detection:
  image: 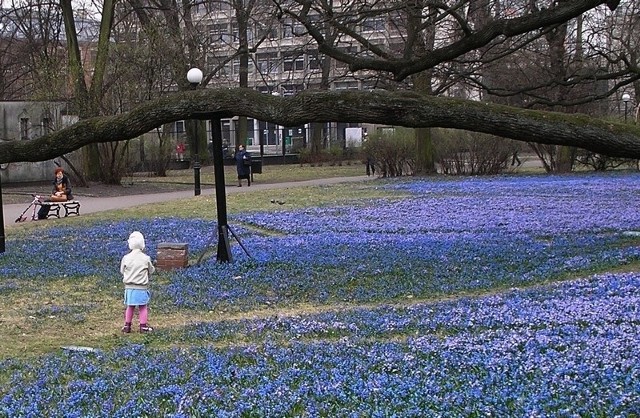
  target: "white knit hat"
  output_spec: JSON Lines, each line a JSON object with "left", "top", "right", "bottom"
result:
{"left": 128, "top": 231, "right": 145, "bottom": 251}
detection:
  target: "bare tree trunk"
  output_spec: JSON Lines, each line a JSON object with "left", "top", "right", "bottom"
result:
{"left": 545, "top": 14, "right": 575, "bottom": 173}
{"left": 61, "top": 0, "right": 118, "bottom": 182}
{"left": 409, "top": 1, "right": 437, "bottom": 174}
{"left": 234, "top": 0, "right": 253, "bottom": 150}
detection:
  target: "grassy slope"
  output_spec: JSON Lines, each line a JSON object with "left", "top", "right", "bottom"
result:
{"left": 0, "top": 164, "right": 393, "bottom": 358}
{"left": 4, "top": 163, "right": 591, "bottom": 359}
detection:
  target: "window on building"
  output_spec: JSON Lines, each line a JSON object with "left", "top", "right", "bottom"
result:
{"left": 42, "top": 117, "right": 51, "bottom": 136}
{"left": 176, "top": 121, "right": 185, "bottom": 134}
{"left": 233, "top": 58, "right": 240, "bottom": 75}
{"left": 247, "top": 118, "right": 255, "bottom": 145}
{"left": 231, "top": 22, "right": 239, "bottom": 43}
{"left": 362, "top": 80, "right": 378, "bottom": 91}
{"left": 221, "top": 120, "right": 231, "bottom": 143}
{"left": 293, "top": 21, "right": 305, "bottom": 35}
{"left": 362, "top": 17, "right": 385, "bottom": 32}
{"left": 282, "top": 84, "right": 303, "bottom": 97}
{"left": 334, "top": 81, "right": 359, "bottom": 90}
{"left": 218, "top": 63, "right": 229, "bottom": 77}
{"left": 246, "top": 25, "right": 254, "bottom": 44}
{"left": 258, "top": 120, "right": 278, "bottom": 145}
{"left": 20, "top": 118, "right": 29, "bottom": 140}
{"left": 307, "top": 49, "right": 321, "bottom": 70}
{"left": 209, "top": 22, "right": 230, "bottom": 44}
{"left": 282, "top": 18, "right": 305, "bottom": 38}
{"left": 206, "top": 0, "right": 229, "bottom": 14}
{"left": 282, "top": 18, "right": 293, "bottom": 38}
{"left": 283, "top": 53, "right": 304, "bottom": 72}
{"left": 256, "top": 52, "right": 279, "bottom": 75}
{"left": 193, "top": 1, "right": 205, "bottom": 14}
{"left": 257, "top": 22, "right": 278, "bottom": 40}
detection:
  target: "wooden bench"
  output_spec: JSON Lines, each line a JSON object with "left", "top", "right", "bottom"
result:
{"left": 38, "top": 200, "right": 81, "bottom": 219}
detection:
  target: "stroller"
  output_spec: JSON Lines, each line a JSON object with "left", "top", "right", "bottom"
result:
{"left": 15, "top": 194, "right": 44, "bottom": 222}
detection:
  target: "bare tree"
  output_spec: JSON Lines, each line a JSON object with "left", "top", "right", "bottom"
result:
{"left": 0, "top": 1, "right": 69, "bottom": 101}
{"left": 274, "top": 0, "right": 637, "bottom": 172}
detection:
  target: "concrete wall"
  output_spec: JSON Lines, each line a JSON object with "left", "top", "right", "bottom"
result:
{"left": 0, "top": 101, "right": 71, "bottom": 184}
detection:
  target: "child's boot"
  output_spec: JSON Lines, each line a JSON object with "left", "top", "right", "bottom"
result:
{"left": 121, "top": 322, "right": 132, "bottom": 333}
{"left": 139, "top": 324, "right": 154, "bottom": 333}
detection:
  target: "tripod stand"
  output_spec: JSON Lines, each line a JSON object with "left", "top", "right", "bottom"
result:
{"left": 196, "top": 224, "right": 252, "bottom": 265}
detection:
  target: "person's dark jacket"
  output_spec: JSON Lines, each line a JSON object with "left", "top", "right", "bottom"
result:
{"left": 53, "top": 174, "right": 73, "bottom": 200}
{"left": 235, "top": 150, "right": 251, "bottom": 178}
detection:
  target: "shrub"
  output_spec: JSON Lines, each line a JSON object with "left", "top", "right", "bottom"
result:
{"left": 432, "top": 129, "right": 513, "bottom": 175}
{"left": 363, "top": 127, "right": 416, "bottom": 177}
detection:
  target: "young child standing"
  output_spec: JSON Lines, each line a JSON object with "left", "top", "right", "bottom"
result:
{"left": 120, "top": 231, "right": 156, "bottom": 333}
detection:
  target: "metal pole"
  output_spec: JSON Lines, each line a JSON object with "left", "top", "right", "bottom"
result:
{"left": 259, "top": 124, "right": 264, "bottom": 158}
{"left": 191, "top": 82, "right": 201, "bottom": 196}
{"left": 281, "top": 126, "right": 286, "bottom": 165}
{"left": 0, "top": 176, "right": 5, "bottom": 253}
{"left": 187, "top": 68, "right": 203, "bottom": 196}
{"left": 193, "top": 119, "right": 201, "bottom": 196}
{"left": 211, "top": 117, "right": 232, "bottom": 262}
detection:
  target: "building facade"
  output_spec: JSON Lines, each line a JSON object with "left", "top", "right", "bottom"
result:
{"left": 176, "top": 2, "right": 403, "bottom": 155}
{"left": 0, "top": 101, "right": 74, "bottom": 182}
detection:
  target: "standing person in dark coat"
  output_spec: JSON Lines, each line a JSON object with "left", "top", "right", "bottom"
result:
{"left": 234, "top": 144, "right": 251, "bottom": 187}
{"left": 366, "top": 156, "right": 376, "bottom": 176}
{"left": 511, "top": 150, "right": 521, "bottom": 167}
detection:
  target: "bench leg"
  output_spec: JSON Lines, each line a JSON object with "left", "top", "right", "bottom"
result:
{"left": 63, "top": 203, "right": 81, "bottom": 217}
{"left": 47, "top": 205, "right": 61, "bottom": 219}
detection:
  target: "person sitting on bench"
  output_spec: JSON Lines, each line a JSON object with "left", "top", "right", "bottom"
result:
{"left": 38, "top": 167, "right": 74, "bottom": 219}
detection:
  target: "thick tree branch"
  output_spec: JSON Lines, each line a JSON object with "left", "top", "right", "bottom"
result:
{"left": 1, "top": 88, "right": 639, "bottom": 163}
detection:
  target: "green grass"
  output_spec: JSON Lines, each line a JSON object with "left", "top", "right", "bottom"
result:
{"left": 0, "top": 170, "right": 404, "bottom": 359}
{"left": 75, "top": 176, "right": 400, "bottom": 224}
{"left": 5, "top": 163, "right": 379, "bottom": 232}
{"left": 124, "top": 162, "right": 367, "bottom": 187}
{"left": 62, "top": 183, "right": 400, "bottom": 226}
{"left": 2, "top": 163, "right": 547, "bottom": 359}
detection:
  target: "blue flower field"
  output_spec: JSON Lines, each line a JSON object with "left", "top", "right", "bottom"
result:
{"left": 1, "top": 172, "right": 640, "bottom": 416}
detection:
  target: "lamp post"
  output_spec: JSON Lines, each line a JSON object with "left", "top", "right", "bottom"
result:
{"left": 271, "top": 91, "right": 286, "bottom": 163}
{"left": 187, "top": 67, "right": 203, "bottom": 196}
{"left": 622, "top": 92, "right": 631, "bottom": 123}
{"left": 0, "top": 176, "right": 5, "bottom": 253}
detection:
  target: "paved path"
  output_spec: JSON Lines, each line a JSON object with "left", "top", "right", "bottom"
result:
{"left": 2, "top": 176, "right": 373, "bottom": 228}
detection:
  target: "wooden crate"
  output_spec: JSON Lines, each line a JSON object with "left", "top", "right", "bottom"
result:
{"left": 156, "top": 242, "right": 188, "bottom": 270}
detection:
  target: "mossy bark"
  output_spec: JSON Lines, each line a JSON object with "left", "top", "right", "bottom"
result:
{"left": 2, "top": 89, "right": 640, "bottom": 164}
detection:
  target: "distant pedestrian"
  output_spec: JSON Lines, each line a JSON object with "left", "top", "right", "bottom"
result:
{"left": 175, "top": 141, "right": 186, "bottom": 161}
{"left": 366, "top": 157, "right": 376, "bottom": 176}
{"left": 511, "top": 151, "right": 521, "bottom": 167}
{"left": 120, "top": 231, "right": 156, "bottom": 333}
{"left": 235, "top": 144, "right": 252, "bottom": 187}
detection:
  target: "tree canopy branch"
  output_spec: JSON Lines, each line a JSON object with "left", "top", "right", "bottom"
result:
{"left": 1, "top": 88, "right": 639, "bottom": 163}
